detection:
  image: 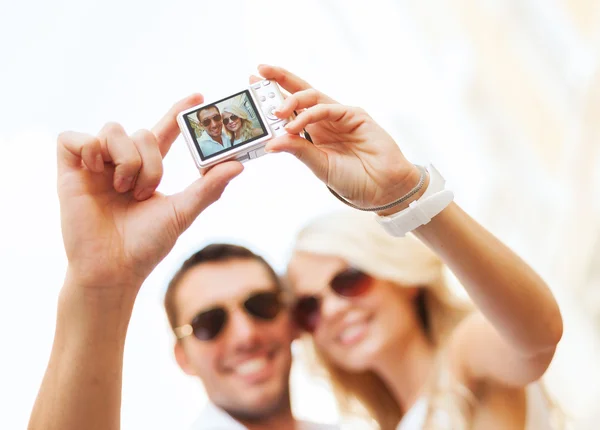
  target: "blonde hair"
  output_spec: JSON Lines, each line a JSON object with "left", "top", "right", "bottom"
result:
{"left": 222, "top": 105, "right": 257, "bottom": 143}
{"left": 292, "top": 210, "right": 563, "bottom": 430}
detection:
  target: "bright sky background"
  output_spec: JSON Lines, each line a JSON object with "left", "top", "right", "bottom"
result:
{"left": 1, "top": 1, "right": 599, "bottom": 429}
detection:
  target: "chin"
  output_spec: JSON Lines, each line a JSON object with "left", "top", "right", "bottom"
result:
{"left": 337, "top": 354, "right": 374, "bottom": 373}
{"left": 232, "top": 384, "right": 288, "bottom": 419}
{"left": 330, "top": 340, "right": 383, "bottom": 373}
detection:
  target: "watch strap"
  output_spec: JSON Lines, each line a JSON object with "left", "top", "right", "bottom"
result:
{"left": 377, "top": 164, "right": 453, "bottom": 237}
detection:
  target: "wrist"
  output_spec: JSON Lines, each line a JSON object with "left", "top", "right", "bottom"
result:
{"left": 376, "top": 167, "right": 430, "bottom": 217}
{"left": 376, "top": 164, "right": 454, "bottom": 237}
{"left": 58, "top": 279, "right": 137, "bottom": 342}
{"left": 63, "top": 267, "right": 141, "bottom": 310}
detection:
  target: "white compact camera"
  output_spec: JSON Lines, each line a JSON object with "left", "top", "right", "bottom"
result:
{"left": 177, "top": 79, "right": 293, "bottom": 170}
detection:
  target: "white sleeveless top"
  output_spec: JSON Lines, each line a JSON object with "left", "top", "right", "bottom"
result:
{"left": 397, "top": 383, "right": 555, "bottom": 430}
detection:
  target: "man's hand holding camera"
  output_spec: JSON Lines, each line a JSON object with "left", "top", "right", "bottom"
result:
{"left": 57, "top": 94, "right": 243, "bottom": 296}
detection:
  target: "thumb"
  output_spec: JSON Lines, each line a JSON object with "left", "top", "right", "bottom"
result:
{"left": 265, "top": 135, "right": 329, "bottom": 182}
{"left": 168, "top": 161, "right": 244, "bottom": 234}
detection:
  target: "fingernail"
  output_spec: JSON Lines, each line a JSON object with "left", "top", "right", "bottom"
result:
{"left": 95, "top": 154, "right": 104, "bottom": 172}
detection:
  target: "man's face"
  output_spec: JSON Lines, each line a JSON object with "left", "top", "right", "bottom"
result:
{"left": 173, "top": 259, "right": 294, "bottom": 419}
{"left": 199, "top": 107, "right": 223, "bottom": 139}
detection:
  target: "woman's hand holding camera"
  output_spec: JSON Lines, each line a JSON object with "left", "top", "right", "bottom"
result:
{"left": 257, "top": 65, "right": 424, "bottom": 213}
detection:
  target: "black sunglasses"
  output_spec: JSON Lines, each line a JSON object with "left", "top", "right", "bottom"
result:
{"left": 222, "top": 115, "right": 240, "bottom": 125}
{"left": 174, "top": 291, "right": 283, "bottom": 341}
{"left": 200, "top": 114, "right": 222, "bottom": 127}
{"left": 293, "top": 267, "right": 373, "bottom": 333}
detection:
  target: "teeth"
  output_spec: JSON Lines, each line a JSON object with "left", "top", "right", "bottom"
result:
{"left": 236, "top": 358, "right": 268, "bottom": 376}
{"left": 339, "top": 324, "right": 367, "bottom": 344}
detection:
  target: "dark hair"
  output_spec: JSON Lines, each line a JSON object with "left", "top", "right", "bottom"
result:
{"left": 196, "top": 105, "right": 220, "bottom": 122}
{"left": 164, "top": 243, "right": 281, "bottom": 331}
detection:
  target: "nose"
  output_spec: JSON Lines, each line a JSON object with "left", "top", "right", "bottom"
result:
{"left": 225, "top": 308, "right": 262, "bottom": 350}
{"left": 319, "top": 290, "right": 351, "bottom": 322}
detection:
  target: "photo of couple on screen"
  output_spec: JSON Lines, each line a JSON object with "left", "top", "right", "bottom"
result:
{"left": 186, "top": 92, "right": 267, "bottom": 159}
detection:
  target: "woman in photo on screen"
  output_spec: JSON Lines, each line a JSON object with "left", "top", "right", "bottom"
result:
{"left": 222, "top": 104, "right": 263, "bottom": 145}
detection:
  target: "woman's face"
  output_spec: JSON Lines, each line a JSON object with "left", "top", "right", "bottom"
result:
{"left": 223, "top": 112, "right": 242, "bottom": 133}
{"left": 288, "top": 251, "right": 420, "bottom": 372}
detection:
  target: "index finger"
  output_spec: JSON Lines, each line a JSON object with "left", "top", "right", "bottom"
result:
{"left": 152, "top": 93, "right": 204, "bottom": 157}
{"left": 258, "top": 65, "right": 337, "bottom": 104}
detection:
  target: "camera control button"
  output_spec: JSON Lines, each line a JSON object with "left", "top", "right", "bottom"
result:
{"left": 260, "top": 96, "right": 266, "bottom": 102}
{"left": 263, "top": 80, "right": 271, "bottom": 86}
{"left": 252, "top": 83, "right": 261, "bottom": 90}
{"left": 268, "top": 92, "right": 275, "bottom": 98}
{"left": 266, "top": 106, "right": 278, "bottom": 121}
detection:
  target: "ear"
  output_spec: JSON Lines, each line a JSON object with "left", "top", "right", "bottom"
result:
{"left": 174, "top": 342, "right": 196, "bottom": 376}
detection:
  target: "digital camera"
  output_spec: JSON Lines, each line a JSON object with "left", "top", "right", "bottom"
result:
{"left": 177, "top": 79, "right": 293, "bottom": 170}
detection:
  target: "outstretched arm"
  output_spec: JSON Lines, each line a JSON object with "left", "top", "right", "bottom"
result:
{"left": 28, "top": 95, "right": 243, "bottom": 430}
{"left": 415, "top": 202, "right": 562, "bottom": 387}
{"left": 257, "top": 64, "right": 562, "bottom": 389}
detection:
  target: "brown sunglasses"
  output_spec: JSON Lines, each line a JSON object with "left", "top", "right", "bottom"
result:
{"left": 222, "top": 115, "right": 240, "bottom": 125}
{"left": 174, "top": 290, "right": 283, "bottom": 341}
{"left": 200, "top": 114, "right": 222, "bottom": 127}
{"left": 293, "top": 267, "right": 373, "bottom": 333}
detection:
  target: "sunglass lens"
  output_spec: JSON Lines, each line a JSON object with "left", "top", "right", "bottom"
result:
{"left": 191, "top": 308, "right": 227, "bottom": 340}
{"left": 244, "top": 291, "right": 282, "bottom": 320}
{"left": 294, "top": 296, "right": 320, "bottom": 332}
{"left": 201, "top": 115, "right": 221, "bottom": 127}
{"left": 331, "top": 268, "right": 372, "bottom": 297}
{"left": 223, "top": 115, "right": 239, "bottom": 126}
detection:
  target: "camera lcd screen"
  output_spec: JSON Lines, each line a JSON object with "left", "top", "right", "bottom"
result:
{"left": 183, "top": 90, "right": 268, "bottom": 160}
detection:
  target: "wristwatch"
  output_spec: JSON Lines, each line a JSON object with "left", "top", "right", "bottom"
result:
{"left": 376, "top": 164, "right": 454, "bottom": 237}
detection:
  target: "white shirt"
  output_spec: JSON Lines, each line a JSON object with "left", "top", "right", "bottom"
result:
{"left": 396, "top": 383, "right": 555, "bottom": 430}
{"left": 190, "top": 402, "right": 339, "bottom": 430}
{"left": 198, "top": 129, "right": 232, "bottom": 158}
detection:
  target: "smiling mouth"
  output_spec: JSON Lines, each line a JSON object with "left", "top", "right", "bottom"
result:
{"left": 336, "top": 317, "right": 371, "bottom": 346}
{"left": 227, "top": 348, "right": 278, "bottom": 384}
{"left": 236, "top": 357, "right": 268, "bottom": 376}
